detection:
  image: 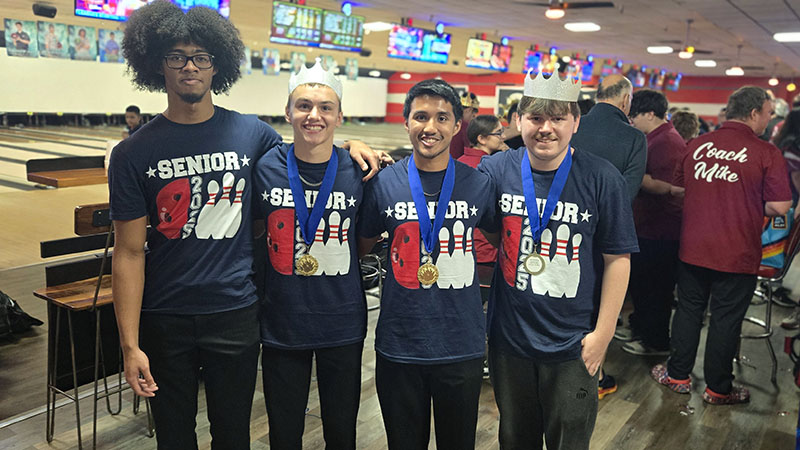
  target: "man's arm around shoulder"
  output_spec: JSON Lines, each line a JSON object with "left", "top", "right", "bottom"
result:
{"left": 112, "top": 217, "right": 158, "bottom": 397}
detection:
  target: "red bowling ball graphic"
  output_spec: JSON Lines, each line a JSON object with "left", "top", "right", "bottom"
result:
{"left": 501, "top": 216, "right": 523, "bottom": 286}
{"left": 155, "top": 178, "right": 190, "bottom": 239}
{"left": 268, "top": 209, "right": 295, "bottom": 275}
{"left": 391, "top": 222, "right": 421, "bottom": 289}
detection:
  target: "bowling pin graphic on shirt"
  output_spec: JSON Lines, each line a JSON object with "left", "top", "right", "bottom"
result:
{"left": 196, "top": 172, "right": 246, "bottom": 240}
{"left": 523, "top": 224, "right": 582, "bottom": 298}
{"left": 306, "top": 211, "right": 352, "bottom": 276}
{"left": 435, "top": 220, "right": 475, "bottom": 289}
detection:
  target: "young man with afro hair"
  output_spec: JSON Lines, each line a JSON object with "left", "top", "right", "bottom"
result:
{"left": 108, "top": 2, "right": 380, "bottom": 448}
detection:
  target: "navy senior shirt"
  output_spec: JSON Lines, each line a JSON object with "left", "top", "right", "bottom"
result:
{"left": 359, "top": 157, "right": 498, "bottom": 364}
{"left": 478, "top": 147, "right": 638, "bottom": 362}
{"left": 253, "top": 144, "right": 367, "bottom": 349}
{"left": 109, "top": 107, "right": 282, "bottom": 314}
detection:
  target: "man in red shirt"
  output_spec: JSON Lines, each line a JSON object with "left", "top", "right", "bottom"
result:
{"left": 652, "top": 86, "right": 791, "bottom": 405}
{"left": 624, "top": 89, "right": 687, "bottom": 356}
{"left": 458, "top": 114, "right": 508, "bottom": 264}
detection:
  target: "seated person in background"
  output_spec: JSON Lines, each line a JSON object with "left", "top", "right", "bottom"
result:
{"left": 671, "top": 110, "right": 700, "bottom": 142}
{"left": 122, "top": 105, "right": 143, "bottom": 138}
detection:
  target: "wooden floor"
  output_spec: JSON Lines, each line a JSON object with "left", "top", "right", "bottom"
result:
{"left": 1, "top": 125, "right": 798, "bottom": 449}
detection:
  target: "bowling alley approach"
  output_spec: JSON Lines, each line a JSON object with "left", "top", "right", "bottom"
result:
{"left": 2, "top": 1, "right": 800, "bottom": 449}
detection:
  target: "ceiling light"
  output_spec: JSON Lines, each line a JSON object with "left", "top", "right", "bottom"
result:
{"left": 400, "top": 73, "right": 412, "bottom": 80}
{"left": 769, "top": 76, "right": 779, "bottom": 86}
{"left": 678, "top": 51, "right": 693, "bottom": 59}
{"left": 279, "top": 62, "right": 291, "bottom": 69}
{"left": 363, "top": 22, "right": 393, "bottom": 33}
{"left": 368, "top": 70, "right": 381, "bottom": 78}
{"left": 545, "top": 8, "right": 565, "bottom": 20}
{"left": 694, "top": 59, "right": 716, "bottom": 68}
{"left": 774, "top": 32, "right": 800, "bottom": 42}
{"left": 562, "top": 56, "right": 571, "bottom": 63}
{"left": 725, "top": 66, "right": 744, "bottom": 76}
{"left": 647, "top": 46, "right": 673, "bottom": 54}
{"left": 341, "top": 2, "right": 352, "bottom": 16}
{"left": 564, "top": 22, "right": 600, "bottom": 32}
{"left": 788, "top": 82, "right": 797, "bottom": 92}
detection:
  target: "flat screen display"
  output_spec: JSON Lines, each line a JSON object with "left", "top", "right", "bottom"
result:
{"left": 465, "top": 38, "right": 511, "bottom": 72}
{"left": 319, "top": 10, "right": 364, "bottom": 52}
{"left": 649, "top": 70, "right": 666, "bottom": 89}
{"left": 387, "top": 24, "right": 450, "bottom": 64}
{"left": 75, "top": 0, "right": 230, "bottom": 21}
{"left": 270, "top": 1, "right": 322, "bottom": 47}
{"left": 626, "top": 67, "right": 647, "bottom": 88}
{"left": 580, "top": 59, "right": 594, "bottom": 81}
{"left": 523, "top": 50, "right": 541, "bottom": 73}
{"left": 665, "top": 73, "right": 681, "bottom": 91}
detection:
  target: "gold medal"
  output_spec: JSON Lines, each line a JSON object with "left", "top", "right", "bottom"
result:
{"left": 296, "top": 253, "right": 319, "bottom": 276}
{"left": 523, "top": 252, "right": 546, "bottom": 276}
{"left": 417, "top": 262, "right": 439, "bottom": 285}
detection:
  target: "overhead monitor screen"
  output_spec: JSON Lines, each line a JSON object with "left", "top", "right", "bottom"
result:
{"left": 387, "top": 24, "right": 450, "bottom": 64}
{"left": 270, "top": 1, "right": 323, "bottom": 47}
{"left": 465, "top": 38, "right": 511, "bottom": 72}
{"left": 75, "top": 0, "right": 230, "bottom": 21}
{"left": 319, "top": 10, "right": 364, "bottom": 52}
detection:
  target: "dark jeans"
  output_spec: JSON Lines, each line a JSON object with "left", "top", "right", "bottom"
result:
{"left": 629, "top": 238, "right": 679, "bottom": 350}
{"left": 261, "top": 341, "right": 364, "bottom": 450}
{"left": 139, "top": 302, "right": 261, "bottom": 450}
{"left": 668, "top": 262, "right": 757, "bottom": 394}
{"left": 375, "top": 355, "right": 483, "bottom": 450}
{"left": 489, "top": 349, "right": 598, "bottom": 450}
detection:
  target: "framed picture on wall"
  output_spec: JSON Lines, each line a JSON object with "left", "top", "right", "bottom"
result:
{"left": 290, "top": 51, "right": 307, "bottom": 75}
{"left": 98, "top": 29, "right": 124, "bottom": 63}
{"left": 263, "top": 48, "right": 280, "bottom": 75}
{"left": 37, "top": 22, "right": 67, "bottom": 58}
{"left": 495, "top": 86, "right": 525, "bottom": 121}
{"left": 5, "top": 18, "right": 37, "bottom": 57}
{"left": 345, "top": 57, "right": 358, "bottom": 80}
{"left": 67, "top": 25, "right": 97, "bottom": 61}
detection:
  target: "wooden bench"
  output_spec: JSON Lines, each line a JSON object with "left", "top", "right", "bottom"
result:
{"left": 33, "top": 202, "right": 152, "bottom": 449}
{"left": 26, "top": 156, "right": 107, "bottom": 188}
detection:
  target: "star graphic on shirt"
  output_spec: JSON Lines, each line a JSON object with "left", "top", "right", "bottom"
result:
{"left": 146, "top": 167, "right": 156, "bottom": 178}
{"left": 347, "top": 196, "right": 357, "bottom": 207}
{"left": 470, "top": 205, "right": 478, "bottom": 216}
{"left": 580, "top": 209, "right": 592, "bottom": 222}
{"left": 240, "top": 154, "right": 250, "bottom": 166}
{"left": 262, "top": 190, "right": 269, "bottom": 201}
{"left": 384, "top": 206, "right": 394, "bottom": 218}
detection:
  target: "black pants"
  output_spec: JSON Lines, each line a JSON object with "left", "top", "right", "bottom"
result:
{"left": 489, "top": 349, "right": 598, "bottom": 450}
{"left": 629, "top": 238, "right": 679, "bottom": 350}
{"left": 667, "top": 262, "right": 757, "bottom": 394}
{"left": 375, "top": 355, "right": 483, "bottom": 450}
{"left": 139, "top": 302, "right": 261, "bottom": 450}
{"left": 261, "top": 341, "right": 364, "bottom": 450}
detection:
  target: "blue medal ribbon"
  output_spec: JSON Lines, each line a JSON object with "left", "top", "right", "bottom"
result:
{"left": 407, "top": 154, "right": 456, "bottom": 255}
{"left": 520, "top": 148, "right": 572, "bottom": 244}
{"left": 287, "top": 144, "right": 339, "bottom": 246}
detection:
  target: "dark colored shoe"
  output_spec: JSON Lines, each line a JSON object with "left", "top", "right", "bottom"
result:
{"left": 598, "top": 373, "right": 617, "bottom": 399}
{"left": 650, "top": 363, "right": 691, "bottom": 394}
{"left": 702, "top": 386, "right": 750, "bottom": 405}
{"left": 772, "top": 287, "right": 797, "bottom": 308}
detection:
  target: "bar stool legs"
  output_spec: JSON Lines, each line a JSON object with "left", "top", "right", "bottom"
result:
{"left": 742, "top": 282, "right": 778, "bottom": 383}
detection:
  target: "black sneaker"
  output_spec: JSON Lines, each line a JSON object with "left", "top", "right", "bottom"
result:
{"left": 598, "top": 374, "right": 617, "bottom": 399}
{"left": 772, "top": 287, "right": 797, "bottom": 308}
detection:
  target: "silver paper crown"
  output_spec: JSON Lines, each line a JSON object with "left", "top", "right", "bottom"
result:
{"left": 288, "top": 57, "right": 343, "bottom": 100}
{"left": 523, "top": 69, "right": 581, "bottom": 102}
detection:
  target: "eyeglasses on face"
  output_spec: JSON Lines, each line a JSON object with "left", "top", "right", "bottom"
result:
{"left": 163, "top": 53, "right": 215, "bottom": 70}
{"left": 486, "top": 130, "right": 505, "bottom": 137}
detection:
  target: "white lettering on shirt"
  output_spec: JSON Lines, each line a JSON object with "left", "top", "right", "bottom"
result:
{"left": 268, "top": 187, "right": 349, "bottom": 210}
{"left": 690, "top": 141, "right": 747, "bottom": 184}
{"left": 157, "top": 151, "right": 242, "bottom": 179}
{"left": 498, "top": 193, "right": 580, "bottom": 225}
{"left": 386, "top": 200, "right": 473, "bottom": 220}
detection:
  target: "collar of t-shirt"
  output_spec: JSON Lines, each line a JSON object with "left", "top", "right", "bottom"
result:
{"left": 647, "top": 121, "right": 674, "bottom": 142}
{"left": 719, "top": 120, "right": 757, "bottom": 136}
{"left": 295, "top": 155, "right": 331, "bottom": 185}
{"left": 410, "top": 160, "right": 447, "bottom": 200}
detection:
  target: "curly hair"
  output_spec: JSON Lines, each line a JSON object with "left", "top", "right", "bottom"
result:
{"left": 122, "top": 1, "right": 244, "bottom": 95}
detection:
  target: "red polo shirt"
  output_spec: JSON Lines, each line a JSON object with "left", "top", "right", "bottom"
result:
{"left": 674, "top": 121, "right": 791, "bottom": 274}
{"left": 457, "top": 147, "right": 498, "bottom": 264}
{"left": 633, "top": 122, "right": 687, "bottom": 240}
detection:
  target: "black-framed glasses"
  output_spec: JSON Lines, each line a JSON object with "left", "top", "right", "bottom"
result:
{"left": 487, "top": 130, "right": 505, "bottom": 137}
{"left": 163, "top": 53, "right": 215, "bottom": 70}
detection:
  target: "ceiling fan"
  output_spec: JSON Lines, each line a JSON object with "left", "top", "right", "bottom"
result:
{"left": 513, "top": 0, "right": 615, "bottom": 19}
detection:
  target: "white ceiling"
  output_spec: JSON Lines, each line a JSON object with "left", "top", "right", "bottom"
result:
{"left": 356, "top": 0, "right": 800, "bottom": 76}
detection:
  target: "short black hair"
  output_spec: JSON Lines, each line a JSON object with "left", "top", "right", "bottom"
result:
{"left": 403, "top": 78, "right": 463, "bottom": 122}
{"left": 506, "top": 101, "right": 518, "bottom": 124}
{"left": 467, "top": 115, "right": 501, "bottom": 146}
{"left": 126, "top": 105, "right": 141, "bottom": 115}
{"left": 726, "top": 86, "right": 770, "bottom": 121}
{"left": 15, "top": 21, "right": 22, "bottom": 26}
{"left": 122, "top": 1, "right": 244, "bottom": 95}
{"left": 578, "top": 98, "right": 595, "bottom": 116}
{"left": 630, "top": 89, "right": 669, "bottom": 119}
